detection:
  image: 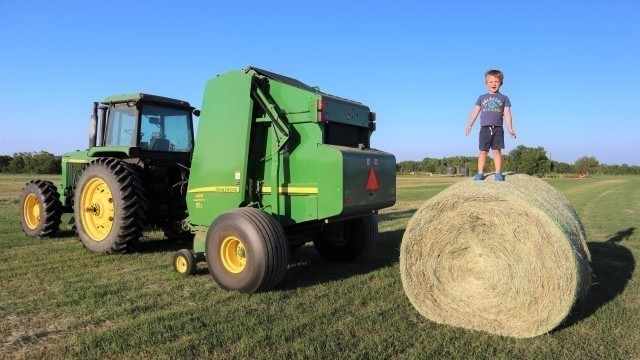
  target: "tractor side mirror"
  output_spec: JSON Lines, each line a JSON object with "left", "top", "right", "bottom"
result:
{"left": 149, "top": 117, "right": 161, "bottom": 125}
{"left": 193, "top": 109, "right": 201, "bottom": 117}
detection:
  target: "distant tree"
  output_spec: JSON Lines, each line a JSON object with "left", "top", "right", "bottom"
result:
{"left": 603, "top": 164, "right": 621, "bottom": 175}
{"left": 397, "top": 161, "right": 420, "bottom": 173}
{"left": 421, "top": 157, "right": 441, "bottom": 173}
{"left": 551, "top": 161, "right": 573, "bottom": 174}
{"left": 618, "top": 164, "right": 638, "bottom": 175}
{"left": 507, "top": 145, "right": 550, "bottom": 176}
{"left": 7, "top": 154, "right": 26, "bottom": 173}
{"left": 5, "top": 151, "right": 61, "bottom": 174}
{"left": 0, "top": 155, "right": 11, "bottom": 173}
{"left": 575, "top": 156, "right": 599, "bottom": 176}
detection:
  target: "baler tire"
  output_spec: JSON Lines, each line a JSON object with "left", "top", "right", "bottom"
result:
{"left": 314, "top": 214, "right": 379, "bottom": 262}
{"left": 173, "top": 249, "right": 196, "bottom": 276}
{"left": 19, "top": 180, "right": 63, "bottom": 237}
{"left": 74, "top": 158, "right": 146, "bottom": 254}
{"left": 205, "top": 207, "right": 289, "bottom": 294}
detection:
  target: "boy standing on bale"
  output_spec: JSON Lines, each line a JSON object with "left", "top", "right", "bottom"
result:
{"left": 465, "top": 69, "right": 516, "bottom": 181}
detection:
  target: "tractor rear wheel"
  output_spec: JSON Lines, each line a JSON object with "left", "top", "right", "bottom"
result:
{"left": 19, "top": 180, "right": 62, "bottom": 237}
{"left": 205, "top": 207, "right": 289, "bottom": 294}
{"left": 314, "top": 214, "right": 378, "bottom": 262}
{"left": 74, "top": 158, "right": 146, "bottom": 254}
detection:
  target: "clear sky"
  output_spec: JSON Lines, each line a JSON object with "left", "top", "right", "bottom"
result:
{"left": 1, "top": 1, "right": 638, "bottom": 165}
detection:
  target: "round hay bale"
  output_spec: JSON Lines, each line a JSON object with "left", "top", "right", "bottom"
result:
{"left": 400, "top": 174, "right": 591, "bottom": 338}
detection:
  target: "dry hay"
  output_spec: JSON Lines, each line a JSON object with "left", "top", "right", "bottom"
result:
{"left": 400, "top": 174, "right": 591, "bottom": 338}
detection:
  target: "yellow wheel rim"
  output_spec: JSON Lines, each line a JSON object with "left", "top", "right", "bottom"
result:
{"left": 23, "top": 194, "right": 41, "bottom": 229}
{"left": 221, "top": 236, "right": 247, "bottom": 273}
{"left": 80, "top": 177, "right": 115, "bottom": 241}
{"left": 176, "top": 256, "right": 188, "bottom": 273}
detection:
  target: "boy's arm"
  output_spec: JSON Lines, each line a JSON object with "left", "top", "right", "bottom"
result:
{"left": 465, "top": 105, "right": 481, "bottom": 136}
{"left": 504, "top": 107, "right": 516, "bottom": 138}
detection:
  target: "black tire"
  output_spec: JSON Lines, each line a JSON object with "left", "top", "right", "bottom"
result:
{"left": 205, "top": 207, "right": 289, "bottom": 294}
{"left": 74, "top": 158, "right": 146, "bottom": 254}
{"left": 19, "top": 180, "right": 62, "bottom": 237}
{"left": 173, "top": 249, "right": 196, "bottom": 276}
{"left": 314, "top": 214, "right": 378, "bottom": 262}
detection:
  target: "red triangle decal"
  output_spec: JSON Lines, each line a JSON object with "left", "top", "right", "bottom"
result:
{"left": 366, "top": 167, "right": 379, "bottom": 192}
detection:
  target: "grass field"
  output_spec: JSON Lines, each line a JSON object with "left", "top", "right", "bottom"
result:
{"left": 1, "top": 174, "right": 639, "bottom": 359}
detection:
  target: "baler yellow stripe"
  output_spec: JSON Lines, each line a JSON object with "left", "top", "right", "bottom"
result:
{"left": 188, "top": 186, "right": 240, "bottom": 193}
{"left": 261, "top": 186, "right": 318, "bottom": 195}
{"left": 188, "top": 186, "right": 318, "bottom": 195}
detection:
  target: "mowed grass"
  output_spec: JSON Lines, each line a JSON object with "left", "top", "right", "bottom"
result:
{"left": 1, "top": 174, "right": 639, "bottom": 359}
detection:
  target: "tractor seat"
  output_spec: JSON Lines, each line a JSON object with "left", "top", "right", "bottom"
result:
{"left": 150, "top": 137, "right": 171, "bottom": 151}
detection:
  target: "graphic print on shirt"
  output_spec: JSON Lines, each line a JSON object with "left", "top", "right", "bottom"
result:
{"left": 481, "top": 97, "right": 504, "bottom": 113}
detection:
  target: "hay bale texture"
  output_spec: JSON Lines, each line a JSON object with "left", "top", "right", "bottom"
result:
{"left": 400, "top": 174, "right": 591, "bottom": 338}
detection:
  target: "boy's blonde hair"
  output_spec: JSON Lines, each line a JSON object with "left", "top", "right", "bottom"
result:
{"left": 485, "top": 69, "right": 504, "bottom": 83}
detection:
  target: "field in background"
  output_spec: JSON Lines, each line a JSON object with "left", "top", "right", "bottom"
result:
{"left": 1, "top": 174, "right": 638, "bottom": 359}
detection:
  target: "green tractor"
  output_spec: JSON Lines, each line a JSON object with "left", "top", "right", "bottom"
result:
{"left": 20, "top": 67, "right": 396, "bottom": 293}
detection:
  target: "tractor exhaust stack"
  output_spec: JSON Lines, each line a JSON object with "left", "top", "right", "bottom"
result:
{"left": 89, "top": 102, "right": 98, "bottom": 149}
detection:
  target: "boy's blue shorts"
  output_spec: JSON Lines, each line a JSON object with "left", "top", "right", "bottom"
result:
{"left": 479, "top": 126, "right": 505, "bottom": 151}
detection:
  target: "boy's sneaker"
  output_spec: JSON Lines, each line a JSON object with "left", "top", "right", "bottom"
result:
{"left": 473, "top": 173, "right": 484, "bottom": 181}
{"left": 495, "top": 173, "right": 505, "bottom": 181}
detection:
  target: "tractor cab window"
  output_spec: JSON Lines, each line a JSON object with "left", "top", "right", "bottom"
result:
{"left": 105, "top": 104, "right": 137, "bottom": 147}
{"left": 139, "top": 105, "right": 193, "bottom": 152}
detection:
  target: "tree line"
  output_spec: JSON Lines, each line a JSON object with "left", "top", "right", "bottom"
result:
{"left": 0, "top": 146, "right": 638, "bottom": 176}
{"left": 397, "top": 145, "right": 640, "bottom": 176}
{"left": 0, "top": 152, "right": 62, "bottom": 174}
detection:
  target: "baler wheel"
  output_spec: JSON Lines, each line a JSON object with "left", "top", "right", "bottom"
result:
{"left": 205, "top": 207, "right": 289, "bottom": 294}
{"left": 314, "top": 214, "right": 379, "bottom": 262}
{"left": 19, "top": 180, "right": 62, "bottom": 237}
{"left": 74, "top": 158, "right": 146, "bottom": 254}
{"left": 173, "top": 249, "right": 196, "bottom": 276}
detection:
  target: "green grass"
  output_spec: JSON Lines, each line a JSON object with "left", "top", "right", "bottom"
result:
{"left": 1, "top": 174, "right": 639, "bottom": 359}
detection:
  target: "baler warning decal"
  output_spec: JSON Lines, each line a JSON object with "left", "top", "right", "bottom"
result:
{"left": 366, "top": 167, "right": 379, "bottom": 192}
{"left": 188, "top": 186, "right": 240, "bottom": 193}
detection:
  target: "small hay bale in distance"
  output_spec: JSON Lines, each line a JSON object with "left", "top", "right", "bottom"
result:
{"left": 400, "top": 174, "right": 591, "bottom": 338}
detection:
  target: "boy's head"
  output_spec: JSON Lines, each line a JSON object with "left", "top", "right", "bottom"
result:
{"left": 485, "top": 69, "right": 503, "bottom": 93}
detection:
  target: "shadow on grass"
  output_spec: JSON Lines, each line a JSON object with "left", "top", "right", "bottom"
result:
{"left": 281, "top": 228, "right": 405, "bottom": 290}
{"left": 55, "top": 229, "right": 77, "bottom": 238}
{"left": 377, "top": 209, "right": 418, "bottom": 222}
{"left": 561, "top": 227, "right": 636, "bottom": 329}
{"left": 133, "top": 238, "right": 192, "bottom": 254}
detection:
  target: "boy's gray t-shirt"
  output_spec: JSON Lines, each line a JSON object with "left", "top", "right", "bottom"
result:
{"left": 475, "top": 93, "right": 511, "bottom": 126}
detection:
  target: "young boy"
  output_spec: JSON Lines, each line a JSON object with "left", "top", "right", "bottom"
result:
{"left": 465, "top": 69, "right": 516, "bottom": 181}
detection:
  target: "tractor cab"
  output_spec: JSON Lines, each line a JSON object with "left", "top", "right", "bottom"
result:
{"left": 92, "top": 93, "right": 196, "bottom": 156}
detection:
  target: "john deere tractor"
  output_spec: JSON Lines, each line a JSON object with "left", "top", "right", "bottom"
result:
{"left": 20, "top": 67, "right": 396, "bottom": 293}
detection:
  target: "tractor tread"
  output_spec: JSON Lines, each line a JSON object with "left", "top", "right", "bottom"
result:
{"left": 75, "top": 158, "right": 146, "bottom": 254}
{"left": 20, "top": 180, "right": 63, "bottom": 237}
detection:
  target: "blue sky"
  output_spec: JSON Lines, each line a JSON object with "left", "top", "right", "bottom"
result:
{"left": 1, "top": 1, "right": 638, "bottom": 165}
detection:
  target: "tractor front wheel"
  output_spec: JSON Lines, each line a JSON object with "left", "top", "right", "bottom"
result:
{"left": 314, "top": 214, "right": 379, "bottom": 262}
{"left": 74, "top": 158, "right": 146, "bottom": 254}
{"left": 19, "top": 180, "right": 62, "bottom": 237}
{"left": 205, "top": 208, "right": 289, "bottom": 294}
